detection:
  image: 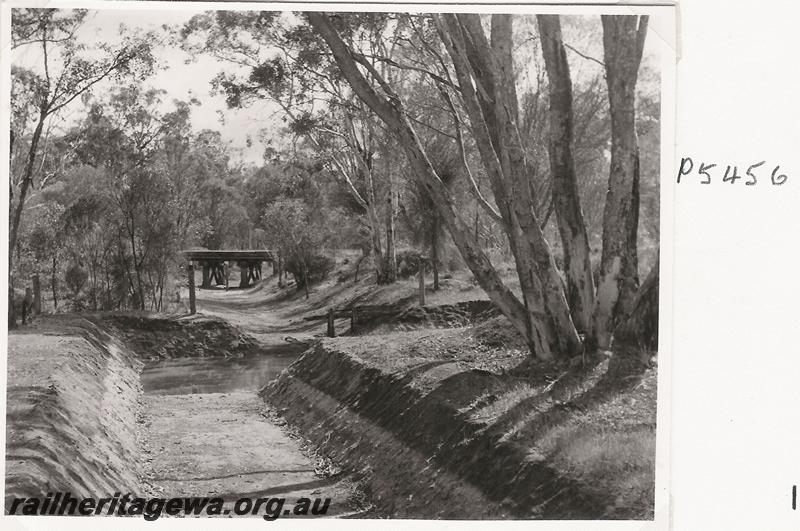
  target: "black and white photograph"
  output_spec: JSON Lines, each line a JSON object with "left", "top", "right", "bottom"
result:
{"left": 2, "top": 1, "right": 674, "bottom": 526}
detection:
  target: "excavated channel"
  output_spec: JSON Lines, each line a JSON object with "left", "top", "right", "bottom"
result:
{"left": 133, "top": 330, "right": 357, "bottom": 518}
{"left": 141, "top": 354, "right": 296, "bottom": 395}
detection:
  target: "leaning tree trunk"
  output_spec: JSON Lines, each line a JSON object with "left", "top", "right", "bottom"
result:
{"left": 354, "top": 249, "right": 367, "bottom": 283}
{"left": 592, "top": 15, "right": 649, "bottom": 349}
{"left": 8, "top": 113, "right": 46, "bottom": 329}
{"left": 538, "top": 15, "right": 596, "bottom": 333}
{"left": 447, "top": 13, "right": 582, "bottom": 357}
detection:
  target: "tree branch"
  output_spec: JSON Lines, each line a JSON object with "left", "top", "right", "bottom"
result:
{"left": 438, "top": 84, "right": 503, "bottom": 224}
{"left": 635, "top": 16, "right": 649, "bottom": 66}
{"left": 564, "top": 42, "right": 605, "bottom": 68}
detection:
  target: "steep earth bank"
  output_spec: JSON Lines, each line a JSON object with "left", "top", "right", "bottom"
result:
{"left": 264, "top": 322, "right": 657, "bottom": 519}
{"left": 5, "top": 316, "right": 147, "bottom": 507}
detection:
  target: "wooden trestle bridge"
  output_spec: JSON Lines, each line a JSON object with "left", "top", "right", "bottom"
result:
{"left": 182, "top": 249, "right": 274, "bottom": 314}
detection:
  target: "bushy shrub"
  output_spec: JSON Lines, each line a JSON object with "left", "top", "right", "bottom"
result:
{"left": 396, "top": 249, "right": 430, "bottom": 278}
{"left": 445, "top": 251, "right": 465, "bottom": 272}
{"left": 65, "top": 263, "right": 88, "bottom": 296}
{"left": 68, "top": 292, "right": 90, "bottom": 312}
{"left": 285, "top": 253, "right": 334, "bottom": 290}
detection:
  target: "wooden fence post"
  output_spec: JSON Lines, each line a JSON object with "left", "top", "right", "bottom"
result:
{"left": 327, "top": 308, "right": 336, "bottom": 338}
{"left": 418, "top": 264, "right": 426, "bottom": 307}
{"left": 31, "top": 274, "right": 41, "bottom": 315}
{"left": 188, "top": 262, "right": 196, "bottom": 315}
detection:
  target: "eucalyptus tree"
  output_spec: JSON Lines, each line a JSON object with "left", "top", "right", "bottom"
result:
{"left": 592, "top": 15, "right": 650, "bottom": 348}
{"left": 307, "top": 12, "right": 653, "bottom": 359}
{"left": 178, "top": 11, "right": 654, "bottom": 357}
{"left": 8, "top": 8, "right": 154, "bottom": 325}
{"left": 537, "top": 15, "right": 596, "bottom": 332}
{"left": 67, "top": 86, "right": 193, "bottom": 310}
{"left": 180, "top": 12, "right": 405, "bottom": 283}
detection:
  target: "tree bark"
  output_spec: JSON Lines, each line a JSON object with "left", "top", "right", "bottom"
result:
{"left": 8, "top": 281, "right": 16, "bottom": 330}
{"left": 383, "top": 180, "right": 397, "bottom": 283}
{"left": 124, "top": 213, "right": 147, "bottom": 310}
{"left": 343, "top": 115, "right": 390, "bottom": 285}
{"left": 9, "top": 114, "right": 45, "bottom": 266}
{"left": 364, "top": 168, "right": 386, "bottom": 282}
{"left": 187, "top": 263, "right": 196, "bottom": 315}
{"left": 8, "top": 113, "right": 46, "bottom": 328}
{"left": 354, "top": 251, "right": 366, "bottom": 283}
{"left": 51, "top": 255, "right": 59, "bottom": 310}
{"left": 418, "top": 263, "right": 426, "bottom": 306}
{"left": 32, "top": 274, "right": 41, "bottom": 314}
{"left": 537, "top": 15, "right": 596, "bottom": 333}
{"left": 592, "top": 15, "right": 648, "bottom": 349}
{"left": 431, "top": 216, "right": 440, "bottom": 291}
{"left": 614, "top": 259, "right": 659, "bottom": 351}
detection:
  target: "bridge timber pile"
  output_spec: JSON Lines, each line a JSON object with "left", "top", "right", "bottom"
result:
{"left": 181, "top": 249, "right": 274, "bottom": 314}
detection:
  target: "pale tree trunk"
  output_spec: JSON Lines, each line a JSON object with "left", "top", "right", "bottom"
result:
{"left": 431, "top": 215, "right": 440, "bottom": 291}
{"left": 537, "top": 15, "right": 596, "bottom": 333}
{"left": 363, "top": 168, "right": 386, "bottom": 282}
{"left": 441, "top": 13, "right": 581, "bottom": 357}
{"left": 592, "top": 15, "right": 648, "bottom": 349}
{"left": 309, "top": 13, "right": 580, "bottom": 360}
{"left": 344, "top": 113, "right": 391, "bottom": 284}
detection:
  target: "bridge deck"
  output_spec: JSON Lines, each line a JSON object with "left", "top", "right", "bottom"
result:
{"left": 182, "top": 250, "right": 274, "bottom": 262}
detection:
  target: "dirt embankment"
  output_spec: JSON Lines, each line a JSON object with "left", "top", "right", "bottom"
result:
{"left": 99, "top": 314, "right": 266, "bottom": 360}
{"left": 5, "top": 313, "right": 278, "bottom": 512}
{"left": 351, "top": 300, "right": 500, "bottom": 335}
{"left": 5, "top": 316, "right": 147, "bottom": 506}
{"left": 263, "top": 324, "right": 657, "bottom": 519}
